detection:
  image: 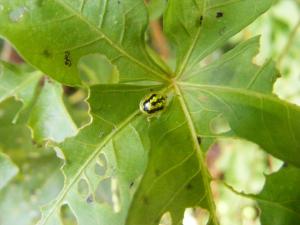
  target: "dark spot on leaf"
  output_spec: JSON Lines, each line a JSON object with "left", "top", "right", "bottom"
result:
{"left": 129, "top": 181, "right": 134, "bottom": 188}
{"left": 86, "top": 194, "right": 94, "bottom": 204}
{"left": 143, "top": 196, "right": 149, "bottom": 205}
{"left": 199, "top": 15, "right": 203, "bottom": 26}
{"left": 282, "top": 162, "right": 289, "bottom": 168}
{"left": 186, "top": 183, "right": 193, "bottom": 190}
{"left": 64, "top": 51, "right": 72, "bottom": 67}
{"left": 216, "top": 11, "right": 223, "bottom": 18}
{"left": 42, "top": 49, "right": 52, "bottom": 58}
{"left": 197, "top": 136, "right": 202, "bottom": 145}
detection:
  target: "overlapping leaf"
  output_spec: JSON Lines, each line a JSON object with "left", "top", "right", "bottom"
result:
{"left": 0, "top": 152, "right": 18, "bottom": 190}
{"left": 0, "top": 99, "right": 63, "bottom": 225}
{"left": 0, "top": 61, "right": 77, "bottom": 142}
{"left": 256, "top": 166, "right": 300, "bottom": 225}
{"left": 164, "top": 0, "right": 273, "bottom": 76}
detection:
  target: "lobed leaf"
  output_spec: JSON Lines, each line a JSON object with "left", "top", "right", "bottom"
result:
{"left": 256, "top": 166, "right": 300, "bottom": 225}
{"left": 0, "top": 98, "right": 63, "bottom": 225}
{"left": 164, "top": 0, "right": 273, "bottom": 77}
{"left": 0, "top": 61, "right": 77, "bottom": 142}
{"left": 0, "top": 0, "right": 169, "bottom": 85}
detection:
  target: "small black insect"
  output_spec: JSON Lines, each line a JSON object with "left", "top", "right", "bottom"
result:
{"left": 64, "top": 51, "right": 72, "bottom": 67}
{"left": 197, "top": 136, "right": 202, "bottom": 145}
{"left": 216, "top": 11, "right": 224, "bottom": 18}
{"left": 199, "top": 15, "right": 204, "bottom": 26}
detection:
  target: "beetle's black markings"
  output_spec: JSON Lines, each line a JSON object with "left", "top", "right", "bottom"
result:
{"left": 64, "top": 51, "right": 72, "bottom": 67}
{"left": 140, "top": 93, "right": 167, "bottom": 115}
{"left": 216, "top": 11, "right": 223, "bottom": 18}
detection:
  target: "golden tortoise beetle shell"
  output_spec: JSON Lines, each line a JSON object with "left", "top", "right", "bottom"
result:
{"left": 139, "top": 93, "right": 167, "bottom": 115}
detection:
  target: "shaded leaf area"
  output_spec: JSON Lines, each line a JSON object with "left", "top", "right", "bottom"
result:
{"left": 180, "top": 38, "right": 300, "bottom": 168}
{"left": 0, "top": 0, "right": 169, "bottom": 85}
{"left": 0, "top": 61, "right": 77, "bottom": 142}
{"left": 38, "top": 85, "right": 212, "bottom": 225}
{"left": 257, "top": 166, "right": 300, "bottom": 225}
{"left": 0, "top": 98, "right": 63, "bottom": 225}
{"left": 164, "top": 0, "right": 273, "bottom": 76}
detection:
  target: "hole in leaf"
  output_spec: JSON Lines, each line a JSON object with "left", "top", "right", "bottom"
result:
{"left": 60, "top": 204, "right": 78, "bottom": 225}
{"left": 77, "top": 178, "right": 89, "bottom": 198}
{"left": 111, "top": 178, "right": 121, "bottom": 213}
{"left": 242, "top": 205, "right": 259, "bottom": 221}
{"left": 159, "top": 212, "right": 172, "bottom": 225}
{"left": 78, "top": 54, "right": 119, "bottom": 85}
{"left": 183, "top": 208, "right": 209, "bottom": 225}
{"left": 94, "top": 162, "right": 106, "bottom": 176}
{"left": 95, "top": 177, "right": 113, "bottom": 207}
{"left": 98, "top": 153, "right": 107, "bottom": 170}
{"left": 210, "top": 114, "right": 231, "bottom": 134}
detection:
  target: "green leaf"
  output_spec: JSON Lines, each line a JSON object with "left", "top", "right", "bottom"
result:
{"left": 0, "top": 98, "right": 64, "bottom": 225}
{"left": 0, "top": 0, "right": 169, "bottom": 85}
{"left": 28, "top": 80, "right": 77, "bottom": 142}
{"left": 1, "top": 1, "right": 300, "bottom": 224}
{"left": 0, "top": 61, "right": 77, "bottom": 142}
{"left": 0, "top": 152, "right": 19, "bottom": 190}
{"left": 180, "top": 38, "right": 300, "bottom": 167}
{"left": 0, "top": 61, "right": 41, "bottom": 111}
{"left": 164, "top": 0, "right": 273, "bottom": 77}
{"left": 147, "top": 0, "right": 167, "bottom": 21}
{"left": 37, "top": 84, "right": 219, "bottom": 225}
{"left": 38, "top": 85, "right": 157, "bottom": 225}
{"left": 256, "top": 166, "right": 300, "bottom": 225}
{"left": 126, "top": 97, "right": 210, "bottom": 225}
